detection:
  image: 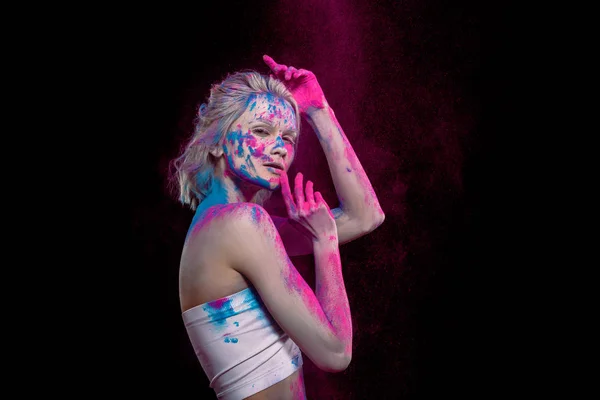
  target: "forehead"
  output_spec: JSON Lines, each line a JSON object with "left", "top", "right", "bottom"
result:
{"left": 242, "top": 93, "right": 297, "bottom": 128}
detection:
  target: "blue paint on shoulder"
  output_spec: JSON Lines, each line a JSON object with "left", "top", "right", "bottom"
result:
{"left": 251, "top": 206, "right": 261, "bottom": 224}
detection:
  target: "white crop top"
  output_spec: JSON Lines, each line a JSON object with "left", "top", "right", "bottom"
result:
{"left": 182, "top": 285, "right": 303, "bottom": 399}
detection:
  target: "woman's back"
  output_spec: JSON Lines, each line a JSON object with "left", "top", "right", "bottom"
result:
{"left": 179, "top": 205, "right": 252, "bottom": 312}
{"left": 179, "top": 204, "right": 307, "bottom": 399}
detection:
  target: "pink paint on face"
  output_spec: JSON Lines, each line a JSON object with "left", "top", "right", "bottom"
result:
{"left": 223, "top": 93, "right": 298, "bottom": 190}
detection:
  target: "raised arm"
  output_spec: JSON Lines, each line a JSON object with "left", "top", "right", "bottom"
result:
{"left": 223, "top": 174, "right": 352, "bottom": 372}
{"left": 264, "top": 55, "right": 385, "bottom": 256}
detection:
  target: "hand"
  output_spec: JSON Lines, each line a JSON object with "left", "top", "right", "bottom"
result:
{"left": 280, "top": 169, "right": 337, "bottom": 243}
{"left": 263, "top": 54, "right": 326, "bottom": 116}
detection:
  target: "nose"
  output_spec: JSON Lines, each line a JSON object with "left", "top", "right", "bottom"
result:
{"left": 270, "top": 136, "right": 288, "bottom": 158}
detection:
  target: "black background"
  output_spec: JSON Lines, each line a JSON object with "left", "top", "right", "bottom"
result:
{"left": 123, "top": 0, "right": 517, "bottom": 398}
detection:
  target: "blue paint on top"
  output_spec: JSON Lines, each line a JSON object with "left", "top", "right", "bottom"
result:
{"left": 291, "top": 354, "right": 300, "bottom": 367}
{"left": 231, "top": 338, "right": 239, "bottom": 343}
{"left": 202, "top": 297, "right": 236, "bottom": 330}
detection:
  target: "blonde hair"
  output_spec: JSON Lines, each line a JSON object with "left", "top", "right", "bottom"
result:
{"left": 169, "top": 70, "right": 300, "bottom": 210}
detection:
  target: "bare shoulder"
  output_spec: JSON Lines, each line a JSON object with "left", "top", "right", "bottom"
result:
{"left": 213, "top": 203, "right": 279, "bottom": 252}
{"left": 183, "top": 202, "right": 277, "bottom": 267}
{"left": 179, "top": 203, "right": 271, "bottom": 311}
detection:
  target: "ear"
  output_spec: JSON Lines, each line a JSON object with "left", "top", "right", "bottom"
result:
{"left": 209, "top": 146, "right": 224, "bottom": 158}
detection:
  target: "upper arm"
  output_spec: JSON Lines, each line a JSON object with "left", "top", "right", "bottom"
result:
{"left": 222, "top": 204, "right": 349, "bottom": 372}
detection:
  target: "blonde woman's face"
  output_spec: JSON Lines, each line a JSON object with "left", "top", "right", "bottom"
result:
{"left": 222, "top": 93, "right": 298, "bottom": 190}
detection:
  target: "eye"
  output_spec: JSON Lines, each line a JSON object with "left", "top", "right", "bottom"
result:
{"left": 283, "top": 136, "right": 296, "bottom": 145}
{"left": 253, "top": 128, "right": 269, "bottom": 136}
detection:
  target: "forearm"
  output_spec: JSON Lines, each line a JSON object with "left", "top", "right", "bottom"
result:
{"left": 313, "top": 237, "right": 352, "bottom": 357}
{"left": 306, "top": 104, "right": 384, "bottom": 229}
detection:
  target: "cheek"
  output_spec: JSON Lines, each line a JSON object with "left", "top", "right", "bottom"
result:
{"left": 285, "top": 143, "right": 296, "bottom": 159}
{"left": 250, "top": 140, "right": 267, "bottom": 158}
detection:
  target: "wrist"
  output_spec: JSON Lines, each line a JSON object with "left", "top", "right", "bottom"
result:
{"left": 304, "top": 98, "right": 330, "bottom": 121}
{"left": 313, "top": 232, "right": 339, "bottom": 248}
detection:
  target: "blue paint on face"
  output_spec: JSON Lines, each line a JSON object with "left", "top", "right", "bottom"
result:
{"left": 234, "top": 321, "right": 239, "bottom": 327}
{"left": 224, "top": 337, "right": 239, "bottom": 343}
{"left": 273, "top": 135, "right": 285, "bottom": 150}
{"left": 244, "top": 153, "right": 256, "bottom": 171}
{"left": 245, "top": 94, "right": 257, "bottom": 110}
{"left": 226, "top": 129, "right": 254, "bottom": 157}
{"left": 264, "top": 92, "right": 275, "bottom": 104}
{"left": 238, "top": 164, "right": 271, "bottom": 188}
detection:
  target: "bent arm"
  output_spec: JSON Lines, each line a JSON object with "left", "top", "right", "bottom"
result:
{"left": 226, "top": 205, "right": 352, "bottom": 372}
{"left": 274, "top": 103, "right": 385, "bottom": 256}
{"left": 306, "top": 103, "right": 385, "bottom": 239}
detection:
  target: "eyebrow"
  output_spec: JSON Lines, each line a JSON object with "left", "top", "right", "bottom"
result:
{"left": 252, "top": 118, "right": 298, "bottom": 135}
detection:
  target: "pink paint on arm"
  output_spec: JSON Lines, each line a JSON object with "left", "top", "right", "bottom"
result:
{"left": 289, "top": 368, "right": 306, "bottom": 400}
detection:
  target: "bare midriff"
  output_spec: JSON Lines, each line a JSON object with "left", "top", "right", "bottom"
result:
{"left": 244, "top": 368, "right": 306, "bottom": 400}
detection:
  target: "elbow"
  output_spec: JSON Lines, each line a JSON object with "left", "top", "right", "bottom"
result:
{"left": 330, "top": 352, "right": 352, "bottom": 373}
{"left": 362, "top": 211, "right": 385, "bottom": 234}
{"left": 318, "top": 351, "right": 352, "bottom": 373}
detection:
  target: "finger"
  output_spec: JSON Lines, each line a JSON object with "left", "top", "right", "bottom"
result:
{"left": 263, "top": 54, "right": 279, "bottom": 71}
{"left": 294, "top": 172, "right": 306, "bottom": 212}
{"left": 279, "top": 169, "right": 297, "bottom": 215}
{"left": 314, "top": 191, "right": 335, "bottom": 219}
{"left": 305, "top": 180, "right": 316, "bottom": 209}
{"left": 263, "top": 55, "right": 288, "bottom": 76}
{"left": 285, "top": 66, "right": 297, "bottom": 81}
{"left": 275, "top": 64, "right": 287, "bottom": 74}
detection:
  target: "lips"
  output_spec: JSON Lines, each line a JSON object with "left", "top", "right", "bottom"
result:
{"left": 263, "top": 162, "right": 284, "bottom": 170}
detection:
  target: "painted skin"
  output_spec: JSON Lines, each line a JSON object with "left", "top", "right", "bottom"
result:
{"left": 182, "top": 55, "right": 385, "bottom": 399}
{"left": 263, "top": 55, "right": 385, "bottom": 258}
{"left": 222, "top": 92, "right": 298, "bottom": 192}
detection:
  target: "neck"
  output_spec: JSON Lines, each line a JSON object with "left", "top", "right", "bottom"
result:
{"left": 196, "top": 167, "right": 262, "bottom": 214}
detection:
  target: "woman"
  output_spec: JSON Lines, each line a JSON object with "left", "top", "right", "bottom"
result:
{"left": 170, "top": 55, "right": 384, "bottom": 399}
